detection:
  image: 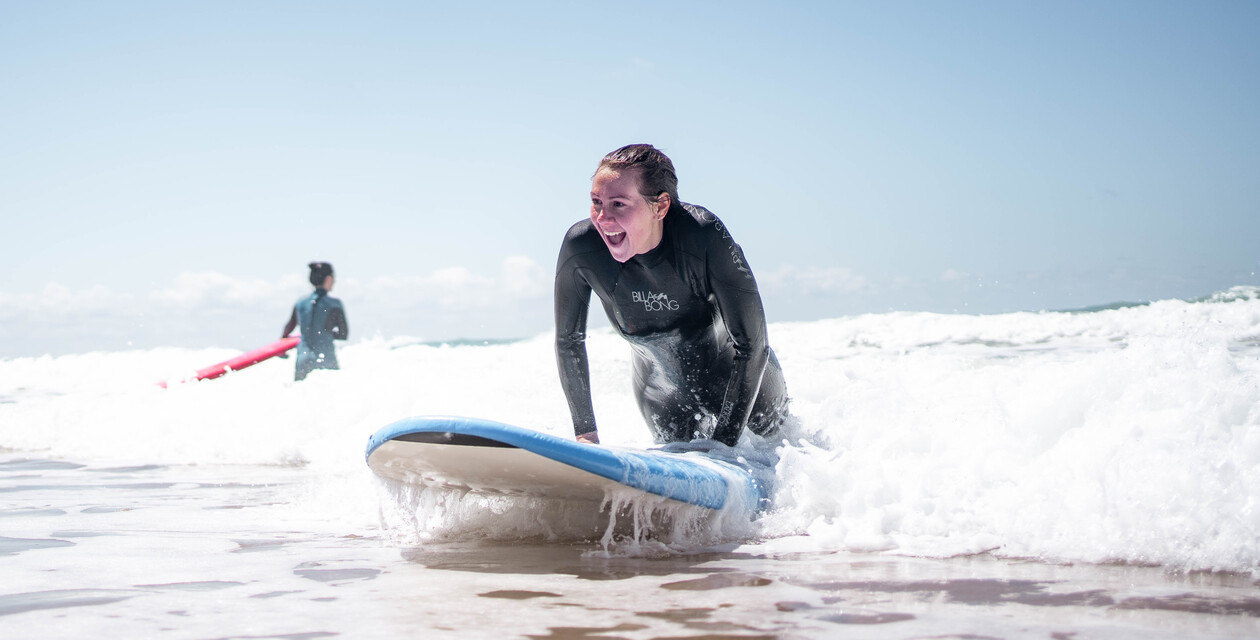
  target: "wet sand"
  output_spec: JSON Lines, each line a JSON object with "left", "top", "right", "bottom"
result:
{"left": 2, "top": 454, "right": 1258, "bottom": 639}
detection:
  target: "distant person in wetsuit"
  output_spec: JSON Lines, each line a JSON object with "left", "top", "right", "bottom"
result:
{"left": 282, "top": 262, "right": 349, "bottom": 381}
{"left": 554, "top": 144, "right": 789, "bottom": 447}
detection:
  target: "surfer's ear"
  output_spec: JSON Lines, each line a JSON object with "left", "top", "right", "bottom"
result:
{"left": 655, "top": 192, "right": 670, "bottom": 219}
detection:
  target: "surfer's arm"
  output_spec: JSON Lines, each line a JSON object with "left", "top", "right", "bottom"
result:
{"left": 555, "top": 253, "right": 599, "bottom": 440}
{"left": 281, "top": 306, "right": 298, "bottom": 338}
{"left": 327, "top": 304, "right": 348, "bottom": 341}
{"left": 705, "top": 227, "right": 771, "bottom": 447}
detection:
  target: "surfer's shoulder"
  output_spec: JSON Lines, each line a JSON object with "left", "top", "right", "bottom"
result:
{"left": 680, "top": 202, "right": 717, "bottom": 225}
{"left": 557, "top": 219, "right": 607, "bottom": 269}
{"left": 672, "top": 202, "right": 730, "bottom": 252}
{"left": 674, "top": 202, "right": 755, "bottom": 285}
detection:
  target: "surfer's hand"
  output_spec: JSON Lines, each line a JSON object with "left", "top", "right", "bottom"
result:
{"left": 576, "top": 432, "right": 600, "bottom": 445}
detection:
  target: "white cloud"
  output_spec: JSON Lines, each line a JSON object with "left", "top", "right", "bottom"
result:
{"left": 150, "top": 271, "right": 290, "bottom": 308}
{"left": 430, "top": 267, "right": 492, "bottom": 290}
{"left": 0, "top": 283, "right": 132, "bottom": 319}
{"left": 940, "top": 269, "right": 969, "bottom": 282}
{"left": 500, "top": 255, "right": 550, "bottom": 298}
{"left": 358, "top": 257, "right": 549, "bottom": 312}
{"left": 762, "top": 265, "right": 871, "bottom": 295}
{"left": 1, "top": 258, "right": 556, "bottom": 353}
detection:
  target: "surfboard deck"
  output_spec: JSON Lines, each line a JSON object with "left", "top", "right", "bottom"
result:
{"left": 365, "top": 416, "right": 765, "bottom": 511}
{"left": 158, "top": 336, "right": 300, "bottom": 387}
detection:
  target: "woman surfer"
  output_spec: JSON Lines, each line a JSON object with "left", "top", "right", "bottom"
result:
{"left": 554, "top": 144, "right": 789, "bottom": 447}
{"left": 282, "top": 261, "right": 349, "bottom": 381}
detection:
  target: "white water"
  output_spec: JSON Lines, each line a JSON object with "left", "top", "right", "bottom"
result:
{"left": 4, "top": 286, "right": 1258, "bottom": 577}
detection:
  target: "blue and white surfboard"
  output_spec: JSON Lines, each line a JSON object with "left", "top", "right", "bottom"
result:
{"left": 365, "top": 416, "right": 766, "bottom": 512}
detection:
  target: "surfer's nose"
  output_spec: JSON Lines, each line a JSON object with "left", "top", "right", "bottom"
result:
{"left": 593, "top": 212, "right": 615, "bottom": 231}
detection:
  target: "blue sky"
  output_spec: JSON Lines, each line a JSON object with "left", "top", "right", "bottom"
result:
{"left": 2, "top": 1, "right": 1257, "bottom": 356}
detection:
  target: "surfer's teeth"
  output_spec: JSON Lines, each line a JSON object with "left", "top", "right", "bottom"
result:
{"left": 605, "top": 231, "right": 624, "bottom": 238}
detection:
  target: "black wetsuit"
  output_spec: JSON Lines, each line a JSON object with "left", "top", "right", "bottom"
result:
{"left": 282, "top": 288, "right": 348, "bottom": 381}
{"left": 554, "top": 202, "right": 789, "bottom": 446}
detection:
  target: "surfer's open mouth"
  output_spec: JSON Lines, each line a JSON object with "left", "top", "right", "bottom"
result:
{"left": 603, "top": 230, "right": 626, "bottom": 247}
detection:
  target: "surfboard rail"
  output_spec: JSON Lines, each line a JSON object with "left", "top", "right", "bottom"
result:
{"left": 365, "top": 415, "right": 765, "bottom": 511}
{"left": 158, "top": 336, "right": 300, "bottom": 388}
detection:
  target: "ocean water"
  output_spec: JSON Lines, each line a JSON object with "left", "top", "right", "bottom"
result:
{"left": 2, "top": 286, "right": 1259, "bottom": 638}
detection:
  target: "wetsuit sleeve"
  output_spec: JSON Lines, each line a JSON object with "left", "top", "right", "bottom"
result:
{"left": 555, "top": 238, "right": 598, "bottom": 438}
{"left": 326, "top": 302, "right": 348, "bottom": 341}
{"left": 282, "top": 306, "right": 298, "bottom": 338}
{"left": 704, "top": 224, "right": 771, "bottom": 446}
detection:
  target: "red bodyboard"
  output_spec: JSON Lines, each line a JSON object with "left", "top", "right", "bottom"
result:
{"left": 159, "top": 336, "right": 300, "bottom": 388}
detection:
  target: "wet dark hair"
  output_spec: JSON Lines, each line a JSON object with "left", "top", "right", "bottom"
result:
{"left": 595, "top": 144, "right": 679, "bottom": 206}
{"left": 308, "top": 262, "right": 334, "bottom": 287}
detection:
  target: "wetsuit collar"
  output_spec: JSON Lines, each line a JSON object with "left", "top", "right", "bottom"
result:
{"left": 630, "top": 210, "right": 677, "bottom": 268}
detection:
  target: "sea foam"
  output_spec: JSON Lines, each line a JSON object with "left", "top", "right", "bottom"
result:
{"left": 2, "top": 287, "right": 1257, "bottom": 573}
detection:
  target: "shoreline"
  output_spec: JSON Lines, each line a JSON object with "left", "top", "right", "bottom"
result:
{"left": 3, "top": 453, "right": 1258, "bottom": 638}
